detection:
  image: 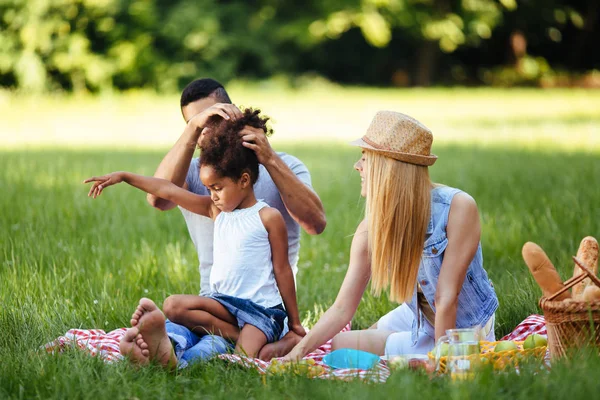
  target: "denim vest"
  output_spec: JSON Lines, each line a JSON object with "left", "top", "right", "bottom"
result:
{"left": 406, "top": 186, "right": 498, "bottom": 343}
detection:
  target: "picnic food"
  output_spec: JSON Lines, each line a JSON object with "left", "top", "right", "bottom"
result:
{"left": 582, "top": 284, "right": 600, "bottom": 302}
{"left": 523, "top": 334, "right": 547, "bottom": 350}
{"left": 522, "top": 242, "right": 570, "bottom": 301}
{"left": 493, "top": 340, "right": 518, "bottom": 352}
{"left": 572, "top": 237, "right": 599, "bottom": 300}
{"left": 430, "top": 340, "right": 547, "bottom": 373}
{"left": 267, "top": 358, "right": 326, "bottom": 377}
{"left": 388, "top": 354, "right": 429, "bottom": 369}
{"left": 526, "top": 236, "right": 600, "bottom": 358}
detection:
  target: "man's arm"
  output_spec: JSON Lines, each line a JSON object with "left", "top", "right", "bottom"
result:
{"left": 241, "top": 127, "right": 326, "bottom": 235}
{"left": 260, "top": 207, "right": 305, "bottom": 337}
{"left": 148, "top": 103, "right": 243, "bottom": 211}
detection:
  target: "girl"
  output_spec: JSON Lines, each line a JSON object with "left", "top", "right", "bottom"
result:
{"left": 283, "top": 110, "right": 498, "bottom": 360}
{"left": 84, "top": 108, "right": 304, "bottom": 361}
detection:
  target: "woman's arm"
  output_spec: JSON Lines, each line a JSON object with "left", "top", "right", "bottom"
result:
{"left": 84, "top": 171, "right": 215, "bottom": 218}
{"left": 283, "top": 219, "right": 371, "bottom": 361}
{"left": 260, "top": 207, "right": 304, "bottom": 337}
{"left": 434, "top": 193, "right": 481, "bottom": 340}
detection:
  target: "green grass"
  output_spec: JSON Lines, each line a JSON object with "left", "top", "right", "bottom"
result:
{"left": 1, "top": 88, "right": 600, "bottom": 398}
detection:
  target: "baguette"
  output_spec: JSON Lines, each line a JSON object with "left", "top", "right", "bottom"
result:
{"left": 582, "top": 284, "right": 600, "bottom": 302}
{"left": 522, "top": 242, "right": 570, "bottom": 300}
{"left": 572, "top": 236, "right": 599, "bottom": 300}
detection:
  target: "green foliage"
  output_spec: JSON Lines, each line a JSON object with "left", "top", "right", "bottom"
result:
{"left": 308, "top": 0, "right": 507, "bottom": 52}
{"left": 0, "top": 0, "right": 311, "bottom": 92}
{"left": 0, "top": 1, "right": 598, "bottom": 89}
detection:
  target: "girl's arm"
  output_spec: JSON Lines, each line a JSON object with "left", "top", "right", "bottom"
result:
{"left": 434, "top": 192, "right": 481, "bottom": 340}
{"left": 282, "top": 218, "right": 371, "bottom": 361}
{"left": 84, "top": 171, "right": 216, "bottom": 218}
{"left": 260, "top": 207, "right": 304, "bottom": 336}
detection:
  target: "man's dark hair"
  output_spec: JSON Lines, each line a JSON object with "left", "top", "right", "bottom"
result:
{"left": 180, "top": 78, "right": 232, "bottom": 108}
{"left": 200, "top": 108, "right": 272, "bottom": 185}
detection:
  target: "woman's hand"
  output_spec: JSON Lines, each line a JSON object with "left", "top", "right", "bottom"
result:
{"left": 281, "top": 346, "right": 304, "bottom": 363}
{"left": 83, "top": 172, "right": 125, "bottom": 198}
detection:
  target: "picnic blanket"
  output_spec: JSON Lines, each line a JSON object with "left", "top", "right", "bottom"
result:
{"left": 43, "top": 315, "right": 548, "bottom": 381}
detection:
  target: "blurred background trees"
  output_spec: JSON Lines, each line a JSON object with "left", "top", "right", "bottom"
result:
{"left": 1, "top": 0, "right": 598, "bottom": 93}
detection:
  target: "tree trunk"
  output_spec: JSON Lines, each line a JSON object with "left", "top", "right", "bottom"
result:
{"left": 568, "top": 0, "right": 599, "bottom": 69}
{"left": 414, "top": 40, "right": 438, "bottom": 87}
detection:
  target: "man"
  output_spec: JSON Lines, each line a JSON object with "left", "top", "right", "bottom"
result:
{"left": 145, "top": 78, "right": 326, "bottom": 363}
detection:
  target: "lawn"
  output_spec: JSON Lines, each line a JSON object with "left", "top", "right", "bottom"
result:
{"left": 1, "top": 87, "right": 599, "bottom": 399}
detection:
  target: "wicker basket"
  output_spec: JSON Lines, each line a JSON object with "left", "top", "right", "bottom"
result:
{"left": 539, "top": 298, "right": 600, "bottom": 358}
{"left": 539, "top": 256, "right": 600, "bottom": 358}
{"left": 429, "top": 341, "right": 547, "bottom": 373}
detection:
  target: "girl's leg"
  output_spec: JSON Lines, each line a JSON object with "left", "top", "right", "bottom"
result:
{"left": 163, "top": 295, "right": 240, "bottom": 340}
{"left": 235, "top": 324, "right": 268, "bottom": 358}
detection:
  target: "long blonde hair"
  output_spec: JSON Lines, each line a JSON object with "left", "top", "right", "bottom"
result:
{"left": 365, "top": 151, "right": 432, "bottom": 303}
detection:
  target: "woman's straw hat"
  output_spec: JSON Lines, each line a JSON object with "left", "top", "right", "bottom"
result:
{"left": 350, "top": 111, "right": 437, "bottom": 166}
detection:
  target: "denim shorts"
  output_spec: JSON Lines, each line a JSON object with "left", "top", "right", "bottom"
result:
{"left": 208, "top": 293, "right": 287, "bottom": 343}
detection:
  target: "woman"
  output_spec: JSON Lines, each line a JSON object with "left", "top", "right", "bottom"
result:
{"left": 284, "top": 111, "right": 498, "bottom": 359}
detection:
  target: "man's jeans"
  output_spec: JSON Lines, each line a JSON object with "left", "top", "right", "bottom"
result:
{"left": 165, "top": 320, "right": 233, "bottom": 369}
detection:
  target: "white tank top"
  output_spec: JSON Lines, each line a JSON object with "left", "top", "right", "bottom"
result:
{"left": 209, "top": 201, "right": 282, "bottom": 308}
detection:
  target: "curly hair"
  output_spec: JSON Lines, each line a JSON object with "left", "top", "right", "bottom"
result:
{"left": 199, "top": 108, "right": 273, "bottom": 184}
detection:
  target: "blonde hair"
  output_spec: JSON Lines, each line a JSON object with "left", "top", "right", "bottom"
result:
{"left": 365, "top": 151, "right": 432, "bottom": 303}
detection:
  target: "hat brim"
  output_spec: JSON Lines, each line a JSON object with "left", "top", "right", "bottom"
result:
{"left": 349, "top": 137, "right": 437, "bottom": 166}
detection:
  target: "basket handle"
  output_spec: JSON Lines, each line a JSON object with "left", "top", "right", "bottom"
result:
{"left": 546, "top": 256, "right": 600, "bottom": 301}
{"left": 573, "top": 256, "right": 600, "bottom": 287}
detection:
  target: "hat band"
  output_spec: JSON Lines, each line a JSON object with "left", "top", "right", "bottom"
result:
{"left": 362, "top": 136, "right": 393, "bottom": 152}
{"left": 362, "top": 135, "right": 430, "bottom": 157}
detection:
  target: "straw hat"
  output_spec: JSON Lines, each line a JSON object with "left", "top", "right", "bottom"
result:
{"left": 350, "top": 111, "right": 437, "bottom": 166}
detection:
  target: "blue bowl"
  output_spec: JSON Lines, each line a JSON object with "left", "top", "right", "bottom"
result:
{"left": 322, "top": 348, "right": 380, "bottom": 370}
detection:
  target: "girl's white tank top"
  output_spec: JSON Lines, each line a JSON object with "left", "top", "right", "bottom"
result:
{"left": 210, "top": 201, "right": 282, "bottom": 308}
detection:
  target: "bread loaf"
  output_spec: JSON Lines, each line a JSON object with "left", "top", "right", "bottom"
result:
{"left": 522, "top": 242, "right": 570, "bottom": 300}
{"left": 582, "top": 284, "right": 600, "bottom": 302}
{"left": 572, "top": 237, "right": 599, "bottom": 300}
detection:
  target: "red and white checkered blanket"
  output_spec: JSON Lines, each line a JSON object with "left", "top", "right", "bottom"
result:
{"left": 500, "top": 314, "right": 546, "bottom": 341}
{"left": 44, "top": 327, "right": 127, "bottom": 364}
{"left": 43, "top": 315, "right": 548, "bottom": 381}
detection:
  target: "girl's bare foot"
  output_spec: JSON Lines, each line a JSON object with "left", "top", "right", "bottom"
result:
{"left": 128, "top": 298, "right": 177, "bottom": 369}
{"left": 119, "top": 327, "right": 150, "bottom": 365}
{"left": 258, "top": 331, "right": 303, "bottom": 361}
{"left": 130, "top": 301, "right": 152, "bottom": 327}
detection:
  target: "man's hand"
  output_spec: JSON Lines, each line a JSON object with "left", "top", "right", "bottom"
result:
{"left": 187, "top": 103, "right": 243, "bottom": 140}
{"left": 83, "top": 172, "right": 125, "bottom": 198}
{"left": 240, "top": 125, "right": 276, "bottom": 165}
{"left": 289, "top": 322, "right": 307, "bottom": 338}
